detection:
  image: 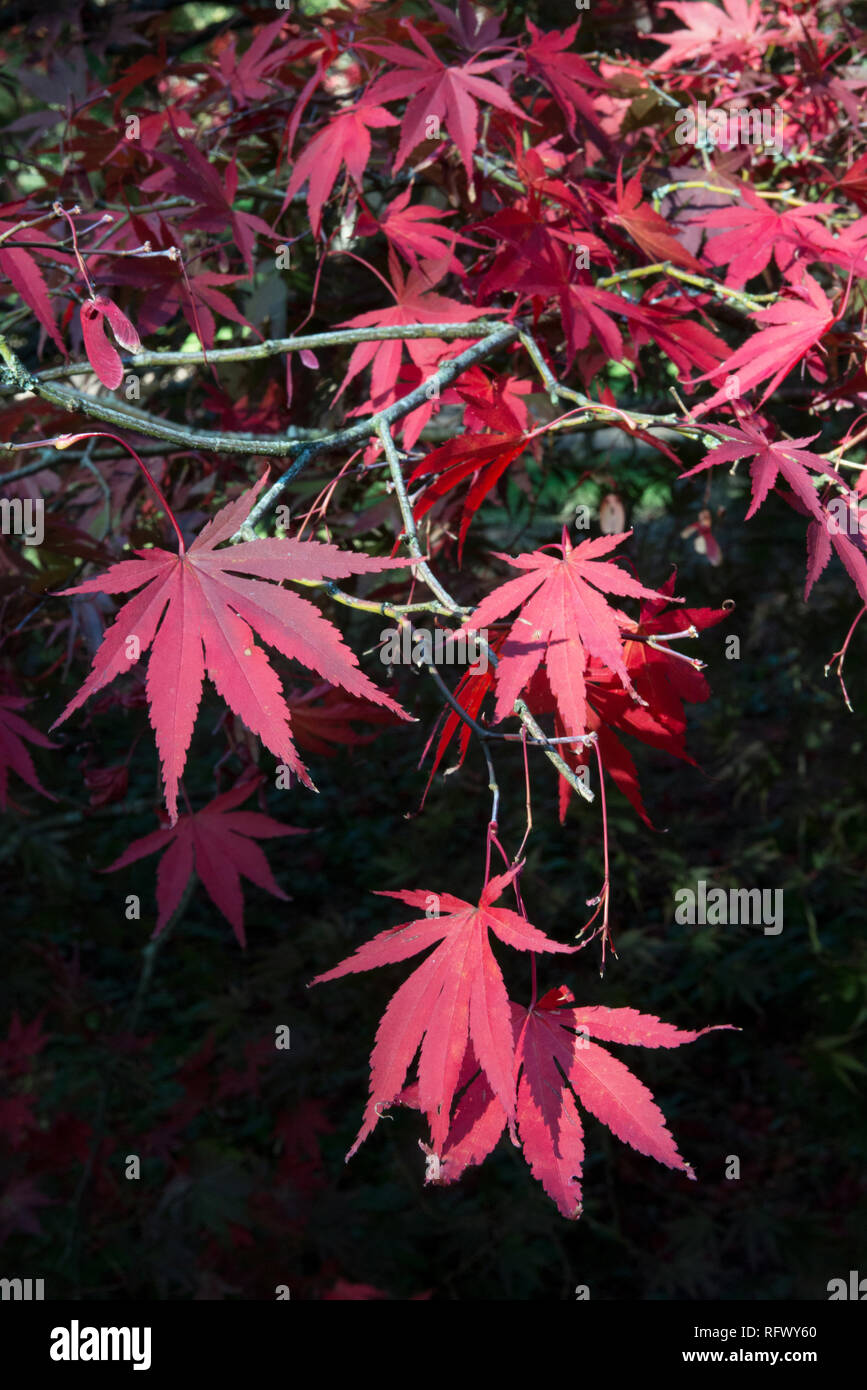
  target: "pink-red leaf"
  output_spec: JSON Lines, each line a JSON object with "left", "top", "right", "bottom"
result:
{"left": 464, "top": 532, "right": 673, "bottom": 734}
{"left": 310, "top": 874, "right": 577, "bottom": 1158}
{"left": 103, "top": 777, "right": 305, "bottom": 946}
{"left": 0, "top": 696, "right": 57, "bottom": 810}
{"left": 50, "top": 471, "right": 414, "bottom": 823}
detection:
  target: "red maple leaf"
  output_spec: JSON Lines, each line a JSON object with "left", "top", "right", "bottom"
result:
{"left": 409, "top": 430, "right": 529, "bottom": 560}
{"left": 420, "top": 988, "right": 730, "bottom": 1218}
{"left": 103, "top": 776, "right": 306, "bottom": 946}
{"left": 0, "top": 218, "right": 67, "bottom": 356}
{"left": 625, "top": 289, "right": 730, "bottom": 384}
{"left": 682, "top": 414, "right": 867, "bottom": 602}
{"left": 463, "top": 531, "right": 673, "bottom": 737}
{"left": 358, "top": 187, "right": 470, "bottom": 273}
{"left": 507, "top": 988, "right": 731, "bottom": 1217}
{"left": 612, "top": 169, "right": 704, "bottom": 273}
{"left": 417, "top": 586, "right": 717, "bottom": 829}
{"left": 474, "top": 207, "right": 613, "bottom": 296}
{"left": 523, "top": 20, "right": 607, "bottom": 139}
{"left": 334, "top": 251, "right": 490, "bottom": 410}
{"left": 696, "top": 187, "right": 838, "bottom": 288}
{"left": 50, "top": 471, "right": 413, "bottom": 823}
{"left": 429, "top": 0, "right": 507, "bottom": 54}
{"left": 285, "top": 681, "right": 402, "bottom": 756}
{"left": 141, "top": 141, "right": 276, "bottom": 275}
{"left": 538, "top": 580, "right": 729, "bottom": 824}
{"left": 691, "top": 272, "right": 839, "bottom": 417}
{"left": 619, "top": 580, "right": 727, "bottom": 733}
{"left": 802, "top": 507, "right": 867, "bottom": 604}
{"left": 0, "top": 696, "right": 57, "bottom": 810}
{"left": 211, "top": 14, "right": 294, "bottom": 104}
{"left": 281, "top": 101, "right": 399, "bottom": 236}
{"left": 452, "top": 368, "right": 533, "bottom": 433}
{"left": 362, "top": 19, "right": 527, "bottom": 181}
{"left": 97, "top": 218, "right": 256, "bottom": 350}
{"left": 472, "top": 209, "right": 623, "bottom": 369}
{"left": 309, "top": 866, "right": 577, "bottom": 1157}
{"left": 825, "top": 151, "right": 867, "bottom": 212}
{"left": 681, "top": 414, "right": 845, "bottom": 523}
{"left": 647, "top": 0, "right": 778, "bottom": 72}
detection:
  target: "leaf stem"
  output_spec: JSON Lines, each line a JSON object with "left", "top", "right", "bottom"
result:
{"left": 54, "top": 430, "right": 187, "bottom": 554}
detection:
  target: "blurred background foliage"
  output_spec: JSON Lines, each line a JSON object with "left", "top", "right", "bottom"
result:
{"left": 4, "top": 412, "right": 866, "bottom": 1300}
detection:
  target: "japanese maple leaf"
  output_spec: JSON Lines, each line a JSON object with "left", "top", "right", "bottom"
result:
{"left": 0, "top": 220, "right": 67, "bottom": 355}
{"left": 613, "top": 169, "right": 704, "bottom": 273}
{"left": 108, "top": 245, "right": 254, "bottom": 351}
{"left": 50, "top": 471, "right": 413, "bottom": 824}
{"left": 98, "top": 213, "right": 257, "bottom": 349}
{"left": 473, "top": 218, "right": 632, "bottom": 370}
{"left": 362, "top": 19, "right": 527, "bottom": 180}
{"left": 464, "top": 531, "right": 673, "bottom": 737}
{"left": 826, "top": 151, "right": 867, "bottom": 213}
{"left": 453, "top": 369, "right": 533, "bottom": 434}
{"left": 141, "top": 142, "right": 275, "bottom": 275}
{"left": 334, "top": 251, "right": 490, "bottom": 410}
{"left": 802, "top": 508, "right": 867, "bottom": 605}
{"left": 309, "top": 867, "right": 577, "bottom": 1157}
{"left": 409, "top": 431, "right": 529, "bottom": 560}
{"left": 106, "top": 49, "right": 165, "bottom": 105}
{"left": 182, "top": 270, "right": 258, "bottom": 350}
{"left": 420, "top": 582, "right": 714, "bottom": 828}
{"left": 623, "top": 600, "right": 721, "bottom": 720}
{"left": 697, "top": 188, "right": 838, "bottom": 288}
{"left": 0, "top": 696, "right": 57, "bottom": 810}
{"left": 508, "top": 989, "right": 732, "bottom": 1217}
{"left": 648, "top": 0, "right": 777, "bottom": 72}
{"left": 523, "top": 20, "right": 608, "bottom": 139}
{"left": 680, "top": 415, "right": 846, "bottom": 524}
{"left": 820, "top": 217, "right": 867, "bottom": 280}
{"left": 429, "top": 0, "right": 507, "bottom": 54}
{"left": 285, "top": 681, "right": 401, "bottom": 756}
{"left": 690, "top": 272, "right": 839, "bottom": 417}
{"left": 474, "top": 207, "right": 612, "bottom": 297}
{"left": 408, "top": 989, "right": 731, "bottom": 1217}
{"left": 683, "top": 416, "right": 867, "bottom": 603}
{"left": 103, "top": 777, "right": 305, "bottom": 946}
{"left": 358, "top": 187, "right": 470, "bottom": 274}
{"left": 212, "top": 14, "right": 293, "bottom": 104}
{"left": 625, "top": 289, "right": 729, "bottom": 383}
{"left": 541, "top": 579, "right": 728, "bottom": 824}
{"left": 80, "top": 294, "right": 141, "bottom": 389}
{"left": 524, "top": 265, "right": 633, "bottom": 369}
{"left": 281, "top": 102, "right": 399, "bottom": 236}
